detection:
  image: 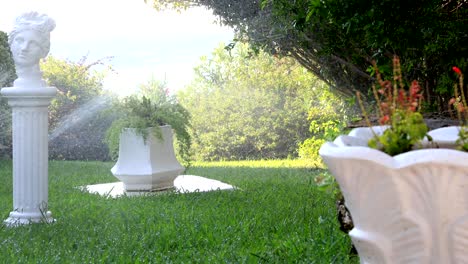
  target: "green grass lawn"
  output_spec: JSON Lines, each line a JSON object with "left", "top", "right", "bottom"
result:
{"left": 0, "top": 159, "right": 357, "bottom": 263}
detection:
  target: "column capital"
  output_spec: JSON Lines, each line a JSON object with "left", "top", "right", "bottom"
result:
{"left": 1, "top": 87, "right": 57, "bottom": 107}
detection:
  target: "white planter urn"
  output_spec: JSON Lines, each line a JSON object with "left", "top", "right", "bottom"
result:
{"left": 319, "top": 126, "right": 468, "bottom": 264}
{"left": 111, "top": 125, "right": 185, "bottom": 191}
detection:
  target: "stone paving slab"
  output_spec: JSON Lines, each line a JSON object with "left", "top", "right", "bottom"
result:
{"left": 82, "top": 175, "right": 236, "bottom": 198}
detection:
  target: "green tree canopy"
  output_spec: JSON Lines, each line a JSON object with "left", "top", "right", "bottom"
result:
{"left": 178, "top": 43, "right": 338, "bottom": 160}
{"left": 150, "top": 0, "right": 467, "bottom": 108}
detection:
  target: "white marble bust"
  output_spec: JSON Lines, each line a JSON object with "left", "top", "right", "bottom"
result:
{"left": 9, "top": 12, "right": 55, "bottom": 88}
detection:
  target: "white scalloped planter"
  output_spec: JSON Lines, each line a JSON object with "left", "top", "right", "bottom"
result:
{"left": 111, "top": 125, "right": 184, "bottom": 191}
{"left": 319, "top": 126, "right": 468, "bottom": 264}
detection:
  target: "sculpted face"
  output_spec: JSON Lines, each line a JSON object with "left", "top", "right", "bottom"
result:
{"left": 11, "top": 29, "right": 46, "bottom": 68}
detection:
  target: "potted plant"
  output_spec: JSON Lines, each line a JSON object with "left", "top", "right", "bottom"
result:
{"left": 105, "top": 80, "right": 191, "bottom": 191}
{"left": 319, "top": 57, "right": 468, "bottom": 263}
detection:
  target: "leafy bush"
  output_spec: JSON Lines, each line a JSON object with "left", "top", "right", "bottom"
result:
{"left": 178, "top": 43, "right": 321, "bottom": 161}
{"left": 298, "top": 82, "right": 353, "bottom": 162}
{"left": 0, "top": 31, "right": 16, "bottom": 159}
{"left": 297, "top": 137, "right": 326, "bottom": 163}
{"left": 49, "top": 96, "right": 116, "bottom": 161}
{"left": 42, "top": 56, "right": 113, "bottom": 161}
{"left": 41, "top": 56, "right": 110, "bottom": 129}
{"left": 0, "top": 96, "right": 12, "bottom": 159}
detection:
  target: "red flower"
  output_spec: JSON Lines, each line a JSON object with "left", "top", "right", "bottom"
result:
{"left": 409, "top": 81, "right": 421, "bottom": 95}
{"left": 409, "top": 102, "right": 418, "bottom": 111}
{"left": 379, "top": 115, "right": 390, "bottom": 125}
{"left": 453, "top": 66, "right": 462, "bottom": 75}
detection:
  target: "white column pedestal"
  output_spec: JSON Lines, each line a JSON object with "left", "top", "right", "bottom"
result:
{"left": 1, "top": 87, "right": 56, "bottom": 226}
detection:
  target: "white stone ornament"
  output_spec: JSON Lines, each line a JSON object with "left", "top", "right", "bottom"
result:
{"left": 1, "top": 12, "right": 56, "bottom": 226}
{"left": 9, "top": 12, "right": 55, "bottom": 88}
{"left": 320, "top": 126, "right": 468, "bottom": 263}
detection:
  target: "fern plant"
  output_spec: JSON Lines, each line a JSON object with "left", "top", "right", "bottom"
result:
{"left": 105, "top": 80, "right": 191, "bottom": 165}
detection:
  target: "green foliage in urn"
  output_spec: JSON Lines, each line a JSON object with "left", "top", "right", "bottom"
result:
{"left": 358, "top": 56, "right": 430, "bottom": 156}
{"left": 105, "top": 79, "right": 192, "bottom": 164}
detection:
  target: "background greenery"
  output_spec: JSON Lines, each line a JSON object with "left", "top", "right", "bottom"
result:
{"left": 150, "top": 0, "right": 467, "bottom": 107}
{"left": 178, "top": 43, "right": 349, "bottom": 161}
{"left": 42, "top": 56, "right": 115, "bottom": 161}
{"left": 1, "top": 35, "right": 348, "bottom": 163}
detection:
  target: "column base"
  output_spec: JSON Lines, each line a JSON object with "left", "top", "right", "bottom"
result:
{"left": 4, "top": 211, "right": 55, "bottom": 227}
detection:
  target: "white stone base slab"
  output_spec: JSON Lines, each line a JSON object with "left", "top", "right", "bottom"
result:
{"left": 82, "top": 175, "right": 236, "bottom": 198}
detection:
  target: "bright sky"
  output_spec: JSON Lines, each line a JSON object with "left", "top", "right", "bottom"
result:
{"left": 0, "top": 0, "right": 234, "bottom": 96}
